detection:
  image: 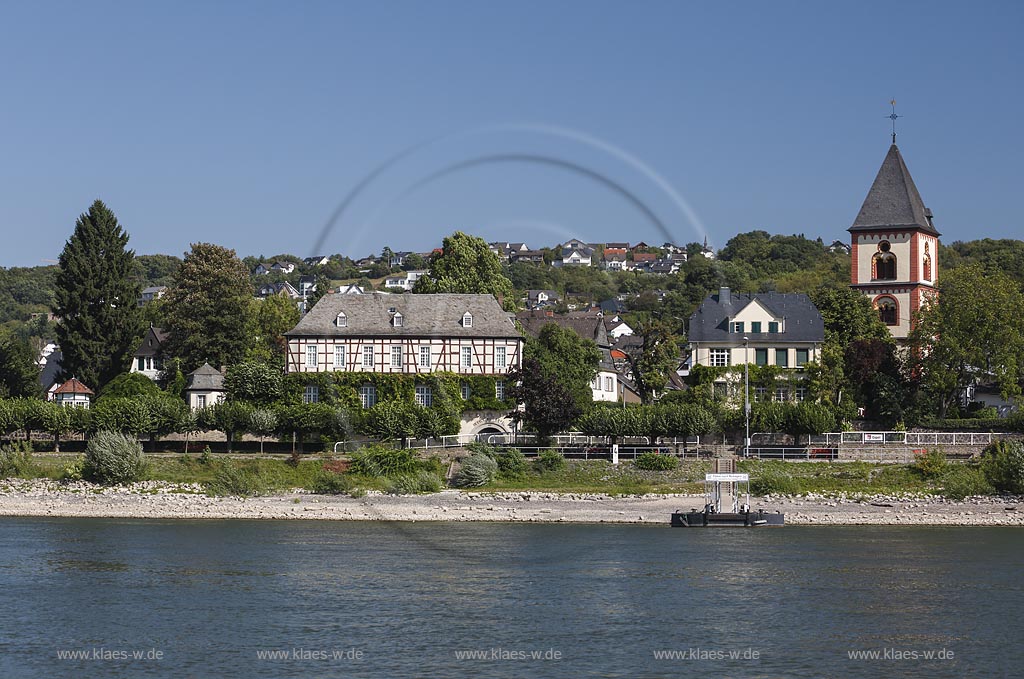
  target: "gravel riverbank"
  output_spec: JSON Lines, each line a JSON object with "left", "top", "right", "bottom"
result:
{"left": 1, "top": 479, "right": 1022, "bottom": 525}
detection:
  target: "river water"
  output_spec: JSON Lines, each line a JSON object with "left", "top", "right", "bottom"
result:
{"left": 0, "top": 519, "right": 1020, "bottom": 678}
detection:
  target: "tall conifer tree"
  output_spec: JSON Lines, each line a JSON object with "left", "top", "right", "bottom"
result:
{"left": 54, "top": 200, "right": 142, "bottom": 390}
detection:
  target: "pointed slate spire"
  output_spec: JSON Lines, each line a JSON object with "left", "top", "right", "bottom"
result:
{"left": 850, "top": 145, "right": 939, "bottom": 235}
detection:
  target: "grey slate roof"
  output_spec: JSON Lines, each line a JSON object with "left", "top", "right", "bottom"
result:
{"left": 850, "top": 144, "right": 939, "bottom": 235}
{"left": 134, "top": 326, "right": 168, "bottom": 358}
{"left": 516, "top": 311, "right": 615, "bottom": 370}
{"left": 688, "top": 289, "right": 823, "bottom": 343}
{"left": 186, "top": 363, "right": 224, "bottom": 391}
{"left": 286, "top": 293, "right": 519, "bottom": 338}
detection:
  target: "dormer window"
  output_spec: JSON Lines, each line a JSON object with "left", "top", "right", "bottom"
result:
{"left": 462, "top": 312, "right": 473, "bottom": 328}
{"left": 392, "top": 312, "right": 403, "bottom": 328}
{"left": 335, "top": 312, "right": 347, "bottom": 327}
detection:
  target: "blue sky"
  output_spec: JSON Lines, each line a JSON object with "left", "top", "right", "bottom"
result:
{"left": 2, "top": 1, "right": 1022, "bottom": 266}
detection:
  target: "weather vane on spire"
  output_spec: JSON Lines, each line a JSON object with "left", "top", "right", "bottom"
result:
{"left": 888, "top": 99, "right": 901, "bottom": 145}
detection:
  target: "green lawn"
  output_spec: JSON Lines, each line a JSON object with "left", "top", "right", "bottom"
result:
{"left": 4, "top": 451, "right": 989, "bottom": 499}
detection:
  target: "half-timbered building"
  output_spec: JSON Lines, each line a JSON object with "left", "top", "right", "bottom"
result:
{"left": 284, "top": 293, "right": 523, "bottom": 436}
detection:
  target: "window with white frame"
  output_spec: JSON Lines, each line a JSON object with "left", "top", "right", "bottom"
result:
{"left": 460, "top": 382, "right": 470, "bottom": 400}
{"left": 462, "top": 312, "right": 473, "bottom": 328}
{"left": 362, "top": 345, "right": 374, "bottom": 368}
{"left": 392, "top": 312, "right": 403, "bottom": 327}
{"left": 419, "top": 346, "right": 431, "bottom": 369}
{"left": 415, "top": 384, "right": 432, "bottom": 407}
{"left": 335, "top": 312, "right": 347, "bottom": 327}
{"left": 391, "top": 345, "right": 403, "bottom": 368}
{"left": 794, "top": 387, "right": 807, "bottom": 402}
{"left": 709, "top": 349, "right": 730, "bottom": 367}
{"left": 754, "top": 387, "right": 768, "bottom": 402}
{"left": 604, "top": 376, "right": 614, "bottom": 392}
{"left": 334, "top": 345, "right": 346, "bottom": 370}
{"left": 495, "top": 346, "right": 507, "bottom": 369}
{"left": 303, "top": 385, "right": 319, "bottom": 404}
{"left": 774, "top": 387, "right": 789, "bottom": 402}
{"left": 359, "top": 384, "right": 376, "bottom": 408}
{"left": 197, "top": 395, "right": 206, "bottom": 409}
{"left": 461, "top": 346, "right": 472, "bottom": 369}
{"left": 730, "top": 321, "right": 744, "bottom": 334}
{"left": 495, "top": 379, "right": 505, "bottom": 400}
{"left": 305, "top": 345, "right": 318, "bottom": 368}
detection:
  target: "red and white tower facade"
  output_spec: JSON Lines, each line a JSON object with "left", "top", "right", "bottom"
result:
{"left": 849, "top": 144, "right": 940, "bottom": 340}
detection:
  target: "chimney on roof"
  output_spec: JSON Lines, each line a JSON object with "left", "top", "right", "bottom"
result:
{"left": 720, "top": 287, "right": 731, "bottom": 305}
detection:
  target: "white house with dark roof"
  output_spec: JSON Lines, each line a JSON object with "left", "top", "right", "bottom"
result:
{"left": 285, "top": 293, "right": 523, "bottom": 435}
{"left": 554, "top": 245, "right": 593, "bottom": 267}
{"left": 139, "top": 286, "right": 167, "bottom": 305}
{"left": 383, "top": 270, "right": 427, "bottom": 291}
{"left": 688, "top": 287, "right": 823, "bottom": 401}
{"left": 185, "top": 363, "right": 226, "bottom": 410}
{"left": 130, "top": 326, "right": 168, "bottom": 379}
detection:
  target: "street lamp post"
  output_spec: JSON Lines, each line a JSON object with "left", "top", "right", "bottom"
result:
{"left": 743, "top": 336, "right": 750, "bottom": 457}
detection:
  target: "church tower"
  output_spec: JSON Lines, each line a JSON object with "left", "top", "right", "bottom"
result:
{"left": 849, "top": 144, "right": 940, "bottom": 340}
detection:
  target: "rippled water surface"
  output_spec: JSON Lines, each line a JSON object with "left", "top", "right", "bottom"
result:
{"left": 0, "top": 519, "right": 1021, "bottom": 678}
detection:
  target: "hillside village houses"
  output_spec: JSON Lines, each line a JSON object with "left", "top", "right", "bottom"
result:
{"left": 30, "top": 141, "right": 952, "bottom": 429}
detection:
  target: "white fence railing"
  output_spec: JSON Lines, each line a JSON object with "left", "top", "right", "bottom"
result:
{"left": 810, "top": 431, "right": 994, "bottom": 447}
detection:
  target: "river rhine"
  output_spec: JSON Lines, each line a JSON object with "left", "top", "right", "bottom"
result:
{"left": 0, "top": 519, "right": 1020, "bottom": 678}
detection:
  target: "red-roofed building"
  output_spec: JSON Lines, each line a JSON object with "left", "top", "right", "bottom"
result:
{"left": 53, "top": 378, "right": 94, "bottom": 409}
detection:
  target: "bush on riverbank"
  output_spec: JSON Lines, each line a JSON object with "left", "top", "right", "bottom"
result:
{"left": 981, "top": 440, "right": 1024, "bottom": 494}
{"left": 83, "top": 432, "right": 146, "bottom": 485}
{"left": 634, "top": 452, "right": 679, "bottom": 471}
{"left": 0, "top": 441, "right": 38, "bottom": 479}
{"left": 939, "top": 464, "right": 994, "bottom": 500}
{"left": 349, "top": 445, "right": 419, "bottom": 478}
{"left": 534, "top": 450, "right": 565, "bottom": 473}
{"left": 388, "top": 470, "right": 445, "bottom": 495}
{"left": 495, "top": 449, "right": 529, "bottom": 481}
{"left": 455, "top": 454, "right": 497, "bottom": 487}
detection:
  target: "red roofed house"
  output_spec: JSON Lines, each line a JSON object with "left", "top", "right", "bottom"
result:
{"left": 53, "top": 378, "right": 94, "bottom": 409}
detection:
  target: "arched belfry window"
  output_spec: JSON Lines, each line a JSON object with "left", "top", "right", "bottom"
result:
{"left": 873, "top": 241, "right": 897, "bottom": 281}
{"left": 875, "top": 296, "right": 898, "bottom": 326}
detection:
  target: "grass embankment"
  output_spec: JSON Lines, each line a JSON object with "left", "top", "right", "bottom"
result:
{"left": 3, "top": 452, "right": 390, "bottom": 497}
{"left": 3, "top": 448, "right": 997, "bottom": 499}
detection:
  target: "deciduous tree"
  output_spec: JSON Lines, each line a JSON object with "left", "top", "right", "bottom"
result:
{"left": 163, "top": 243, "right": 253, "bottom": 373}
{"left": 910, "top": 264, "right": 1024, "bottom": 418}
{"left": 0, "top": 330, "right": 40, "bottom": 398}
{"left": 413, "top": 231, "right": 514, "bottom": 307}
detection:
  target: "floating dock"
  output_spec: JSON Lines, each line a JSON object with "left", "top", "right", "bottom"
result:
{"left": 671, "top": 469, "right": 784, "bottom": 527}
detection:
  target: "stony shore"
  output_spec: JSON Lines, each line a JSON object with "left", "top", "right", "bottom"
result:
{"left": 1, "top": 479, "right": 1022, "bottom": 525}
